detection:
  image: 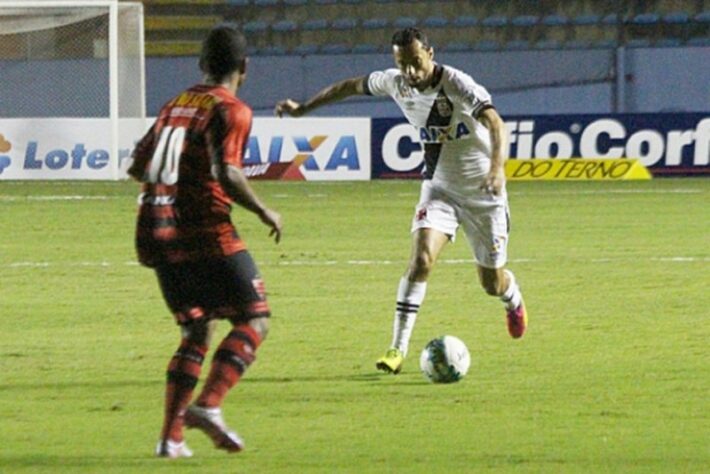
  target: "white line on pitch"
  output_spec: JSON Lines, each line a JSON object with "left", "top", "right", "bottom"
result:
{"left": 3, "top": 256, "right": 708, "bottom": 269}
{"left": 235, "top": 189, "right": 706, "bottom": 200}
{"left": 0, "top": 188, "right": 703, "bottom": 203}
{"left": 0, "top": 195, "right": 115, "bottom": 202}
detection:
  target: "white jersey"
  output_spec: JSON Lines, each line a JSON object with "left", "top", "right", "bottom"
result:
{"left": 365, "top": 64, "right": 496, "bottom": 194}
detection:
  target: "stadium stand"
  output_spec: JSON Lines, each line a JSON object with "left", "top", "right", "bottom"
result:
{"left": 332, "top": 18, "right": 358, "bottom": 30}
{"left": 481, "top": 14, "right": 509, "bottom": 28}
{"left": 351, "top": 43, "right": 381, "bottom": 54}
{"left": 542, "top": 14, "right": 569, "bottom": 27}
{"left": 512, "top": 15, "right": 539, "bottom": 27}
{"left": 443, "top": 41, "right": 472, "bottom": 52}
{"left": 292, "top": 43, "right": 319, "bottom": 55}
{"left": 272, "top": 19, "right": 298, "bottom": 32}
{"left": 473, "top": 39, "right": 500, "bottom": 51}
{"left": 362, "top": 18, "right": 389, "bottom": 29}
{"left": 421, "top": 16, "right": 449, "bottom": 29}
{"left": 301, "top": 18, "right": 328, "bottom": 30}
{"left": 392, "top": 17, "right": 418, "bottom": 29}
{"left": 320, "top": 43, "right": 350, "bottom": 54}
{"left": 136, "top": 0, "right": 710, "bottom": 56}
{"left": 535, "top": 38, "right": 563, "bottom": 50}
{"left": 687, "top": 35, "right": 710, "bottom": 45}
{"left": 452, "top": 15, "right": 478, "bottom": 28}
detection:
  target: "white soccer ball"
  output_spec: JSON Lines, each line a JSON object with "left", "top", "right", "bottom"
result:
{"left": 419, "top": 335, "right": 471, "bottom": 383}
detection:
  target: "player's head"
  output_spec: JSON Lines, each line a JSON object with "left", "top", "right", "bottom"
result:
{"left": 199, "top": 24, "right": 248, "bottom": 87}
{"left": 391, "top": 27, "right": 435, "bottom": 91}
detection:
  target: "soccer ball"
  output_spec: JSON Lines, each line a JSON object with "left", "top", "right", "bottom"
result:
{"left": 419, "top": 335, "right": 471, "bottom": 383}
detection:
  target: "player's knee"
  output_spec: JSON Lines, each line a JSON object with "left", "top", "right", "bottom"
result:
{"left": 410, "top": 251, "right": 435, "bottom": 280}
{"left": 181, "top": 318, "right": 214, "bottom": 345}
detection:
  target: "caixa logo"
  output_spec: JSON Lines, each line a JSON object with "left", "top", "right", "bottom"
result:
{"left": 243, "top": 134, "right": 360, "bottom": 170}
{"left": 0, "top": 134, "right": 11, "bottom": 174}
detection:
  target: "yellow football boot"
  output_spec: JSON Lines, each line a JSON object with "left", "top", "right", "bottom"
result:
{"left": 375, "top": 348, "right": 404, "bottom": 374}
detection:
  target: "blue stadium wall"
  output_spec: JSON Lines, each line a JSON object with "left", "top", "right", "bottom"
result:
{"left": 152, "top": 46, "right": 709, "bottom": 117}
{"left": 0, "top": 47, "right": 708, "bottom": 118}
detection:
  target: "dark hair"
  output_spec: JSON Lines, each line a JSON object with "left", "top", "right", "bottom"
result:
{"left": 199, "top": 24, "right": 247, "bottom": 81}
{"left": 391, "top": 27, "right": 430, "bottom": 49}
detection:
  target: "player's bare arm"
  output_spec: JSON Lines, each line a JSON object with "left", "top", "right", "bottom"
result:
{"left": 127, "top": 160, "right": 143, "bottom": 181}
{"left": 212, "top": 163, "right": 283, "bottom": 243}
{"left": 478, "top": 107, "right": 508, "bottom": 196}
{"left": 275, "top": 76, "right": 367, "bottom": 117}
{"left": 126, "top": 127, "right": 156, "bottom": 181}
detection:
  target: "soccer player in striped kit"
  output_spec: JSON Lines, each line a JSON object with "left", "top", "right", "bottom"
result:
{"left": 276, "top": 28, "right": 527, "bottom": 375}
{"left": 129, "top": 24, "right": 282, "bottom": 457}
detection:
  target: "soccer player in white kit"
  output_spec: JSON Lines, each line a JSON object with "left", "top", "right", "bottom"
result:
{"left": 276, "top": 28, "right": 527, "bottom": 374}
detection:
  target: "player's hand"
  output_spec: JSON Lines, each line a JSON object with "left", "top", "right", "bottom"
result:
{"left": 275, "top": 99, "right": 306, "bottom": 118}
{"left": 481, "top": 166, "right": 506, "bottom": 196}
{"left": 259, "top": 208, "right": 283, "bottom": 243}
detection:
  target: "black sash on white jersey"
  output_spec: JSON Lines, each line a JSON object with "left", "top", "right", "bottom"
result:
{"left": 422, "top": 66, "right": 451, "bottom": 179}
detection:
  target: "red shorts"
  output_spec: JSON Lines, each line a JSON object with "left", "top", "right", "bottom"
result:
{"left": 154, "top": 251, "right": 270, "bottom": 325}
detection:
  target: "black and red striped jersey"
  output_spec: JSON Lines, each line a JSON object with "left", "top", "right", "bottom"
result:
{"left": 130, "top": 84, "right": 252, "bottom": 267}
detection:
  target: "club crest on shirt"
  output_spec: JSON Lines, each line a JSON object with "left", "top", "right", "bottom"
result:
{"left": 435, "top": 96, "right": 453, "bottom": 117}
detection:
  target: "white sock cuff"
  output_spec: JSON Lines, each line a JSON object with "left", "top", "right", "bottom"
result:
{"left": 504, "top": 269, "right": 516, "bottom": 288}
{"left": 397, "top": 277, "right": 427, "bottom": 304}
{"left": 501, "top": 269, "right": 522, "bottom": 309}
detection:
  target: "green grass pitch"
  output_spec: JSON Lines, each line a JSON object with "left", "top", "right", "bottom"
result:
{"left": 0, "top": 178, "right": 708, "bottom": 473}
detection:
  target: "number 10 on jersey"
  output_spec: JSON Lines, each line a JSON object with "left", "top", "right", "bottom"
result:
{"left": 148, "top": 126, "right": 186, "bottom": 185}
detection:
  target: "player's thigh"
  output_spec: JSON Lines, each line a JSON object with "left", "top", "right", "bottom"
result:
{"left": 208, "top": 251, "right": 271, "bottom": 323}
{"left": 411, "top": 182, "right": 460, "bottom": 239}
{"left": 460, "top": 203, "right": 510, "bottom": 270}
{"left": 155, "top": 261, "right": 207, "bottom": 324}
{"left": 154, "top": 253, "right": 271, "bottom": 324}
{"left": 409, "top": 227, "right": 451, "bottom": 264}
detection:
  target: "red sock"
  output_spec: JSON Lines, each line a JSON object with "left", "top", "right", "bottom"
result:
{"left": 196, "top": 325, "right": 261, "bottom": 408}
{"left": 160, "top": 339, "right": 207, "bottom": 441}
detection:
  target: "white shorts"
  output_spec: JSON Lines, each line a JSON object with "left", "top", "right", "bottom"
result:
{"left": 411, "top": 180, "right": 510, "bottom": 269}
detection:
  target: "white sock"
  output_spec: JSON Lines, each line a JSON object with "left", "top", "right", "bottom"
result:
{"left": 500, "top": 269, "right": 522, "bottom": 310}
{"left": 391, "top": 277, "right": 427, "bottom": 357}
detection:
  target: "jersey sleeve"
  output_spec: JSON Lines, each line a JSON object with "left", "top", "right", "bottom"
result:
{"left": 448, "top": 68, "right": 494, "bottom": 118}
{"left": 364, "top": 69, "right": 399, "bottom": 97}
{"left": 208, "top": 102, "right": 253, "bottom": 169}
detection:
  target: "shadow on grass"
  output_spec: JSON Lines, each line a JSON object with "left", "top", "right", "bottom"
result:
{"left": 245, "top": 372, "right": 431, "bottom": 385}
{"left": 0, "top": 379, "right": 162, "bottom": 391}
{"left": 0, "top": 454, "right": 208, "bottom": 471}
{"left": 1, "top": 375, "right": 433, "bottom": 392}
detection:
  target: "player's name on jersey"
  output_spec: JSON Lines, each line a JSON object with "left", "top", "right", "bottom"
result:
{"left": 506, "top": 158, "right": 652, "bottom": 180}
